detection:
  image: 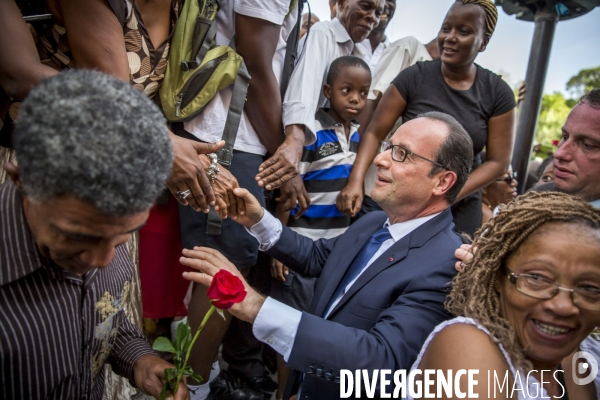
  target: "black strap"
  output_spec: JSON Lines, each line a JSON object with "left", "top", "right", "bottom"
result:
{"left": 279, "top": 0, "right": 305, "bottom": 99}
{"left": 206, "top": 40, "right": 250, "bottom": 235}
{"left": 192, "top": 17, "right": 218, "bottom": 68}
{"left": 215, "top": 60, "right": 250, "bottom": 169}
{"left": 182, "top": 0, "right": 219, "bottom": 71}
{"left": 205, "top": 207, "right": 223, "bottom": 235}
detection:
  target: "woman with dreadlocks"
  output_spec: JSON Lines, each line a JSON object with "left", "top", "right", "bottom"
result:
{"left": 407, "top": 192, "right": 600, "bottom": 399}
{"left": 339, "top": 0, "right": 515, "bottom": 238}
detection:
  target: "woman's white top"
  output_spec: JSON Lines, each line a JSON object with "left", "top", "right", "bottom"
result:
{"left": 406, "top": 316, "right": 551, "bottom": 399}
{"left": 580, "top": 333, "right": 600, "bottom": 396}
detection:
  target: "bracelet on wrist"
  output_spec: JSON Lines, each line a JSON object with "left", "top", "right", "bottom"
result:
{"left": 206, "top": 153, "right": 220, "bottom": 184}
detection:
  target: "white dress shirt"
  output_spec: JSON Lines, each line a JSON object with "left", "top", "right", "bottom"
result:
{"left": 282, "top": 18, "right": 364, "bottom": 144}
{"left": 357, "top": 37, "right": 391, "bottom": 72}
{"left": 247, "top": 209, "right": 439, "bottom": 360}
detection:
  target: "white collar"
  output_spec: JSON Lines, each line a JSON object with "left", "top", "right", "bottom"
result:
{"left": 383, "top": 212, "right": 441, "bottom": 242}
{"left": 331, "top": 18, "right": 353, "bottom": 45}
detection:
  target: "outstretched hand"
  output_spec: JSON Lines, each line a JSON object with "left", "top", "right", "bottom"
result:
{"left": 276, "top": 175, "right": 310, "bottom": 217}
{"left": 228, "top": 187, "right": 265, "bottom": 227}
{"left": 201, "top": 159, "right": 245, "bottom": 220}
{"left": 181, "top": 247, "right": 265, "bottom": 324}
{"left": 167, "top": 134, "right": 225, "bottom": 212}
{"left": 255, "top": 145, "right": 299, "bottom": 190}
{"left": 255, "top": 128, "right": 304, "bottom": 190}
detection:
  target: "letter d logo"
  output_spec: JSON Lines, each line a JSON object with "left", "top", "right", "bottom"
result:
{"left": 572, "top": 351, "right": 598, "bottom": 385}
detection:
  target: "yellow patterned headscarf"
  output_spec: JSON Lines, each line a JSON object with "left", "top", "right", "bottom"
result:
{"left": 460, "top": 0, "right": 498, "bottom": 38}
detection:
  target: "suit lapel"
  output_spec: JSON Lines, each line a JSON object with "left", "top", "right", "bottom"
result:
{"left": 326, "top": 209, "right": 453, "bottom": 317}
{"left": 311, "top": 217, "right": 385, "bottom": 316}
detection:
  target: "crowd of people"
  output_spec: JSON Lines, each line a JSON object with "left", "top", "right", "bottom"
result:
{"left": 1, "top": 0, "right": 599, "bottom": 400}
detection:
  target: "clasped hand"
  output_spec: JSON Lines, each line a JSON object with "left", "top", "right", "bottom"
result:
{"left": 167, "top": 134, "right": 245, "bottom": 219}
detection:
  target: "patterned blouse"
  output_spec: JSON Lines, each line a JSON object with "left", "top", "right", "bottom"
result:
{"left": 0, "top": 0, "right": 180, "bottom": 143}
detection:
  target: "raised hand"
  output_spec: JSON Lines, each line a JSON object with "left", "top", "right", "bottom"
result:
{"left": 167, "top": 134, "right": 225, "bottom": 212}
{"left": 229, "top": 188, "right": 265, "bottom": 228}
{"left": 255, "top": 127, "right": 304, "bottom": 190}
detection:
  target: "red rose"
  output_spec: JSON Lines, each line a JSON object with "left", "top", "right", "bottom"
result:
{"left": 207, "top": 270, "right": 247, "bottom": 309}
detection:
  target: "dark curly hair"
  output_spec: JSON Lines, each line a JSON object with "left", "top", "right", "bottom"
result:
{"left": 446, "top": 191, "right": 600, "bottom": 371}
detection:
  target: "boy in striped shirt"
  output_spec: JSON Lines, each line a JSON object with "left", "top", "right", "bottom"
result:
{"left": 269, "top": 55, "right": 371, "bottom": 399}
{"left": 284, "top": 55, "right": 372, "bottom": 240}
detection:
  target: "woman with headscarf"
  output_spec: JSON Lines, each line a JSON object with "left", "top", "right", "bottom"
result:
{"left": 338, "top": 0, "right": 516, "bottom": 237}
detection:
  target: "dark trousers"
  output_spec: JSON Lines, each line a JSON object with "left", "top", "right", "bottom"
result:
{"left": 222, "top": 253, "right": 274, "bottom": 378}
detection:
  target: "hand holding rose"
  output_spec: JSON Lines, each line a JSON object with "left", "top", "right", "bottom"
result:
{"left": 181, "top": 247, "right": 266, "bottom": 324}
{"left": 207, "top": 269, "right": 247, "bottom": 309}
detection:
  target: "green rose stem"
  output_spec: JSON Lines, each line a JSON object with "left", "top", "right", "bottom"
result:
{"left": 174, "top": 304, "right": 217, "bottom": 394}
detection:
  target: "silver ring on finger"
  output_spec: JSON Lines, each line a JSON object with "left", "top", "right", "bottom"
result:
{"left": 177, "top": 189, "right": 192, "bottom": 200}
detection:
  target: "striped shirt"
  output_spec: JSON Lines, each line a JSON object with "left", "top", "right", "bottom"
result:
{"left": 0, "top": 181, "right": 155, "bottom": 400}
{"left": 288, "top": 109, "right": 359, "bottom": 240}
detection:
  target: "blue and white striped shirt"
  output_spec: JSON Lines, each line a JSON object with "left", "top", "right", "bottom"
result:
{"left": 288, "top": 109, "right": 359, "bottom": 240}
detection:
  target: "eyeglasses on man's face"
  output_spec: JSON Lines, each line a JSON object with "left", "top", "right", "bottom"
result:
{"left": 380, "top": 141, "right": 447, "bottom": 170}
{"left": 496, "top": 172, "right": 517, "bottom": 185}
{"left": 507, "top": 270, "right": 600, "bottom": 311}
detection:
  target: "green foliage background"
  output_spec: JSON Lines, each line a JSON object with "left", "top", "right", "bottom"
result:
{"left": 528, "top": 66, "right": 599, "bottom": 159}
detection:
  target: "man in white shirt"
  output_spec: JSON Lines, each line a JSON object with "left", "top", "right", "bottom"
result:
{"left": 356, "top": 0, "right": 396, "bottom": 71}
{"left": 256, "top": 0, "right": 384, "bottom": 211}
{"left": 181, "top": 112, "right": 474, "bottom": 399}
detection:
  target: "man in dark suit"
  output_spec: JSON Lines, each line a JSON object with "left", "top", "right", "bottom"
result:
{"left": 181, "top": 111, "right": 474, "bottom": 399}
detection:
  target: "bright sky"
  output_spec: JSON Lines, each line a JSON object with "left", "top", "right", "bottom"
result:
{"left": 306, "top": 0, "right": 600, "bottom": 97}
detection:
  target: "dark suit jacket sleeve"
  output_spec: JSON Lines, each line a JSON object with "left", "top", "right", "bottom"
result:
{"left": 266, "top": 225, "right": 339, "bottom": 278}
{"left": 285, "top": 258, "right": 454, "bottom": 375}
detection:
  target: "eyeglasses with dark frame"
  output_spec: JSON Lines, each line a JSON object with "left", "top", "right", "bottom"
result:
{"left": 380, "top": 141, "right": 447, "bottom": 170}
{"left": 506, "top": 270, "right": 600, "bottom": 311}
{"left": 495, "top": 172, "right": 517, "bottom": 185}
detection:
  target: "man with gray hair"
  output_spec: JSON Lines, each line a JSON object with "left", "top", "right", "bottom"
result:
{"left": 0, "top": 70, "right": 189, "bottom": 399}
